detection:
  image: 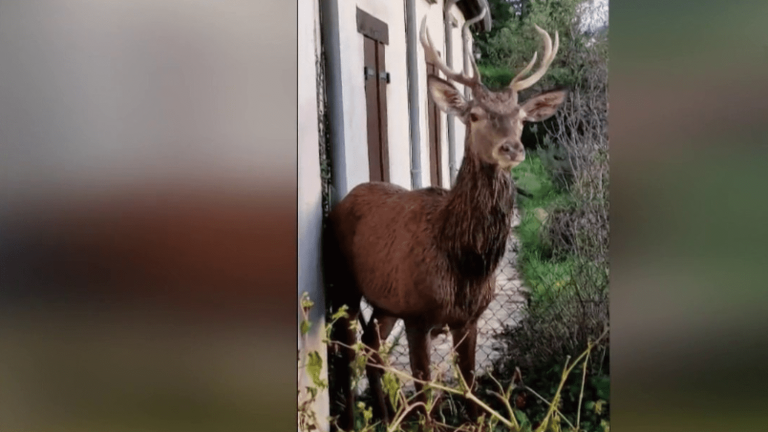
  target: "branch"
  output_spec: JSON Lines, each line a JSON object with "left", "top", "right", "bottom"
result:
{"left": 576, "top": 352, "right": 589, "bottom": 430}
{"left": 516, "top": 186, "right": 533, "bottom": 199}
{"left": 332, "top": 339, "right": 515, "bottom": 429}
{"left": 535, "top": 326, "right": 610, "bottom": 432}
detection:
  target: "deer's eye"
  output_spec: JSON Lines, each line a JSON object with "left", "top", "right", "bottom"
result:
{"left": 469, "top": 113, "right": 479, "bottom": 122}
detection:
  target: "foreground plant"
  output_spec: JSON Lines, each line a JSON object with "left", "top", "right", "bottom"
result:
{"left": 299, "top": 292, "right": 609, "bottom": 432}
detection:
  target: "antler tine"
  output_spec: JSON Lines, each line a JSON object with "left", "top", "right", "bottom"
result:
{"left": 461, "top": 7, "right": 487, "bottom": 83}
{"left": 509, "top": 52, "right": 538, "bottom": 87}
{"left": 419, "top": 16, "right": 478, "bottom": 88}
{"left": 509, "top": 25, "right": 559, "bottom": 92}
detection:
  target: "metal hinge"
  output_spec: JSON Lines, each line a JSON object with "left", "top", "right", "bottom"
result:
{"left": 364, "top": 66, "right": 390, "bottom": 84}
{"left": 364, "top": 66, "right": 375, "bottom": 80}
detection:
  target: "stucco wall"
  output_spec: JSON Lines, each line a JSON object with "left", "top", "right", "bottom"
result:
{"left": 297, "top": 0, "right": 329, "bottom": 430}
{"left": 416, "top": 1, "right": 471, "bottom": 188}
{"left": 450, "top": 6, "right": 469, "bottom": 184}
{"left": 331, "top": 0, "right": 410, "bottom": 191}
{"left": 327, "top": 0, "right": 476, "bottom": 195}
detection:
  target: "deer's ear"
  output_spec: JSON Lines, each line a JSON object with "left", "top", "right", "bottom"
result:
{"left": 520, "top": 88, "right": 568, "bottom": 122}
{"left": 427, "top": 75, "right": 468, "bottom": 116}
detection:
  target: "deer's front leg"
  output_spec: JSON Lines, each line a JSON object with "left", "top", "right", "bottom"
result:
{"left": 451, "top": 322, "right": 479, "bottom": 421}
{"left": 404, "top": 322, "right": 433, "bottom": 426}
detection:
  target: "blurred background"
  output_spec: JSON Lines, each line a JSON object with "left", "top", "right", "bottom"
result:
{"left": 609, "top": 0, "right": 768, "bottom": 430}
{"left": 1, "top": 0, "right": 768, "bottom": 431}
{"left": 0, "top": 1, "right": 297, "bottom": 431}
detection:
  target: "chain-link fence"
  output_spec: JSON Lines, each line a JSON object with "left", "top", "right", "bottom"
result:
{"left": 354, "top": 208, "right": 528, "bottom": 392}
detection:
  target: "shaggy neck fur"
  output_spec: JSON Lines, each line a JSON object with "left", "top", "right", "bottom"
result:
{"left": 437, "top": 144, "right": 515, "bottom": 285}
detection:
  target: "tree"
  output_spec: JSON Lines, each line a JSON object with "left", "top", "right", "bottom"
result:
{"left": 475, "top": 0, "right": 599, "bottom": 91}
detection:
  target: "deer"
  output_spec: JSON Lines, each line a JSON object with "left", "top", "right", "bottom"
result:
{"left": 324, "top": 13, "right": 568, "bottom": 431}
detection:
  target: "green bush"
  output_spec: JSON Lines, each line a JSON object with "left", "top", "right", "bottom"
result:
{"left": 299, "top": 292, "right": 608, "bottom": 432}
{"left": 478, "top": 64, "right": 516, "bottom": 91}
{"left": 475, "top": 0, "right": 587, "bottom": 88}
{"left": 487, "top": 27, "right": 610, "bottom": 423}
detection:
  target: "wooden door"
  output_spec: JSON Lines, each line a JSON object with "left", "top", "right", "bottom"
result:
{"left": 426, "top": 62, "right": 442, "bottom": 187}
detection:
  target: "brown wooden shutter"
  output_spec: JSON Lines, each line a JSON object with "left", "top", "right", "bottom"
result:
{"left": 358, "top": 9, "right": 389, "bottom": 183}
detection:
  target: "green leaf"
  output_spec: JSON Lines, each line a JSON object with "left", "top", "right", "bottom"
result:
{"left": 515, "top": 409, "right": 531, "bottom": 427}
{"left": 301, "top": 292, "right": 314, "bottom": 312}
{"left": 306, "top": 351, "right": 327, "bottom": 389}
{"left": 594, "top": 400, "right": 606, "bottom": 415}
{"left": 362, "top": 405, "right": 373, "bottom": 423}
{"left": 591, "top": 375, "right": 610, "bottom": 400}
{"left": 600, "top": 419, "right": 610, "bottom": 432}
{"left": 306, "top": 386, "right": 318, "bottom": 399}
{"left": 382, "top": 371, "right": 400, "bottom": 411}
{"left": 300, "top": 319, "right": 312, "bottom": 336}
{"left": 331, "top": 305, "right": 349, "bottom": 321}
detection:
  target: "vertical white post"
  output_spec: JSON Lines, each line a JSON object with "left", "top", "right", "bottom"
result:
{"left": 298, "top": 0, "right": 330, "bottom": 430}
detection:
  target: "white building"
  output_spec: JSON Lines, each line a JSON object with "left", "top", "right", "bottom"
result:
{"left": 298, "top": 0, "right": 492, "bottom": 429}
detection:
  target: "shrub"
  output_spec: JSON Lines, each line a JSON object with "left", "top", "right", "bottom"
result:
{"left": 482, "top": 18, "right": 609, "bottom": 432}
{"left": 299, "top": 293, "right": 609, "bottom": 432}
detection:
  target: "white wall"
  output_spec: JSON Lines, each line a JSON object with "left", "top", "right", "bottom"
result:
{"left": 327, "top": 0, "right": 478, "bottom": 195}
{"left": 416, "top": 1, "right": 473, "bottom": 189}
{"left": 452, "top": 7, "right": 470, "bottom": 177}
{"left": 415, "top": 0, "right": 447, "bottom": 188}
{"left": 442, "top": 5, "right": 471, "bottom": 187}
{"left": 297, "top": 0, "right": 329, "bottom": 429}
{"left": 332, "top": 0, "right": 412, "bottom": 192}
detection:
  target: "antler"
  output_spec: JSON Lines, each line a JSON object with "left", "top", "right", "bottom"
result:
{"left": 461, "top": 6, "right": 487, "bottom": 84}
{"left": 509, "top": 24, "right": 559, "bottom": 92}
{"left": 419, "top": 16, "right": 480, "bottom": 88}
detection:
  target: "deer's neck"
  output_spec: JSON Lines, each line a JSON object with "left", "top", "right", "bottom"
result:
{"left": 438, "top": 151, "right": 515, "bottom": 282}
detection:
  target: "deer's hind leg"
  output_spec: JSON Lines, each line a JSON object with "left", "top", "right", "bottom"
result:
{"left": 324, "top": 224, "right": 365, "bottom": 431}
{"left": 324, "top": 256, "right": 362, "bottom": 430}
{"left": 361, "top": 308, "right": 398, "bottom": 424}
{"left": 328, "top": 294, "right": 361, "bottom": 432}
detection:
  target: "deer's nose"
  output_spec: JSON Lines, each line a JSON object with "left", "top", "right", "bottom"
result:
{"left": 499, "top": 141, "right": 521, "bottom": 156}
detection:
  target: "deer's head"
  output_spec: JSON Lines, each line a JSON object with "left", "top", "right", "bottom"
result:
{"left": 420, "top": 16, "right": 568, "bottom": 170}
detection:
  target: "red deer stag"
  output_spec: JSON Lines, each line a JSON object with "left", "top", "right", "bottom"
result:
{"left": 325, "top": 14, "right": 567, "bottom": 430}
